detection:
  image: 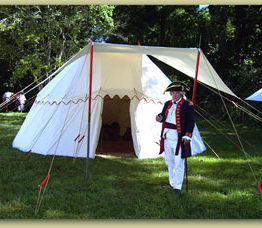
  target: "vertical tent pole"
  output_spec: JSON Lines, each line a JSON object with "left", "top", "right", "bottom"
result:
{"left": 86, "top": 41, "right": 94, "bottom": 182}
{"left": 185, "top": 48, "right": 201, "bottom": 192}
{"left": 192, "top": 49, "right": 201, "bottom": 104}
{"left": 185, "top": 158, "right": 188, "bottom": 192}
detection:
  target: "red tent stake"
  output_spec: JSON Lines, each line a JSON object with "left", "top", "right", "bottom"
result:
{"left": 24, "top": 150, "right": 32, "bottom": 157}
{"left": 38, "top": 173, "right": 50, "bottom": 189}
{"left": 245, "top": 140, "right": 252, "bottom": 146}
{"left": 256, "top": 181, "right": 261, "bottom": 196}
{"left": 234, "top": 144, "right": 241, "bottom": 151}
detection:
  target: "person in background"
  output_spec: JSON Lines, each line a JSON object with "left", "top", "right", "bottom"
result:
{"left": 2, "top": 91, "right": 14, "bottom": 112}
{"left": 155, "top": 81, "right": 195, "bottom": 195}
{"left": 16, "top": 91, "right": 27, "bottom": 112}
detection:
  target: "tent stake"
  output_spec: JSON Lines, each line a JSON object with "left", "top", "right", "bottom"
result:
{"left": 86, "top": 42, "right": 94, "bottom": 182}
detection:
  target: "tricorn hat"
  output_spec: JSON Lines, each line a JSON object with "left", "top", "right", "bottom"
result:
{"left": 164, "top": 81, "right": 190, "bottom": 93}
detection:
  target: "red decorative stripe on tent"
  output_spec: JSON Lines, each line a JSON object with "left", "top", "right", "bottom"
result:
{"left": 34, "top": 94, "right": 164, "bottom": 106}
{"left": 38, "top": 173, "right": 50, "bottom": 189}
{"left": 35, "top": 98, "right": 88, "bottom": 106}
{"left": 130, "top": 95, "right": 163, "bottom": 105}
{"left": 24, "top": 150, "right": 32, "bottom": 157}
{"left": 78, "top": 136, "right": 85, "bottom": 143}
{"left": 74, "top": 134, "right": 80, "bottom": 141}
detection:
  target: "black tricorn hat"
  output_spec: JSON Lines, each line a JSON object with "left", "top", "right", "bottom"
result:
{"left": 164, "top": 81, "right": 190, "bottom": 93}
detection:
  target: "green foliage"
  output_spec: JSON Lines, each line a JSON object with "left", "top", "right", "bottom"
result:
{"left": 206, "top": 6, "right": 262, "bottom": 94}
{"left": 0, "top": 5, "right": 115, "bottom": 93}
{"left": 109, "top": 5, "right": 262, "bottom": 109}
{"left": 109, "top": 5, "right": 203, "bottom": 47}
{"left": 1, "top": 5, "right": 262, "bottom": 121}
{"left": 1, "top": 113, "right": 262, "bottom": 218}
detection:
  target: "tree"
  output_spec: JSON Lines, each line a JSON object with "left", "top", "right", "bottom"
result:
{"left": 0, "top": 5, "right": 115, "bottom": 94}
{"left": 1, "top": 5, "right": 262, "bottom": 119}
{"left": 207, "top": 5, "right": 262, "bottom": 96}
{"left": 109, "top": 5, "right": 262, "bottom": 120}
{"left": 109, "top": 5, "right": 205, "bottom": 47}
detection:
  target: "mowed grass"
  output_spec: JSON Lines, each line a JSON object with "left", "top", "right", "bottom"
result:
{"left": 0, "top": 112, "right": 262, "bottom": 219}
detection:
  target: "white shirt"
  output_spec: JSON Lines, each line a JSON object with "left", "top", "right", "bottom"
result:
{"left": 2, "top": 91, "right": 14, "bottom": 101}
{"left": 163, "top": 98, "right": 182, "bottom": 141}
{"left": 17, "top": 94, "right": 26, "bottom": 104}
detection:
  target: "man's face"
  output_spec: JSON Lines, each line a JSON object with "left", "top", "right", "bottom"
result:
{"left": 170, "top": 91, "right": 183, "bottom": 102}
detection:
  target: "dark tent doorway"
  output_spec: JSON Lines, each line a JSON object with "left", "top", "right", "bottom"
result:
{"left": 96, "top": 95, "right": 135, "bottom": 156}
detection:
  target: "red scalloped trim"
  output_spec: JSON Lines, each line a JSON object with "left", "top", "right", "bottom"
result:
{"left": 34, "top": 94, "right": 164, "bottom": 106}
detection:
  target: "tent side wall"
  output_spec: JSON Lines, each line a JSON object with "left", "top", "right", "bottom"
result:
{"left": 130, "top": 98, "right": 164, "bottom": 159}
{"left": 12, "top": 48, "right": 103, "bottom": 158}
{"left": 245, "top": 88, "right": 262, "bottom": 101}
{"left": 12, "top": 43, "right": 209, "bottom": 159}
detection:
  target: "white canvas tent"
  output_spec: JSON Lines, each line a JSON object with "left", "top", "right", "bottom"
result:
{"left": 245, "top": 88, "right": 262, "bottom": 102}
{"left": 12, "top": 42, "right": 237, "bottom": 159}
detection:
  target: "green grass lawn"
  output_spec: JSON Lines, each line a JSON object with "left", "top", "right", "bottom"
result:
{"left": 1, "top": 112, "right": 262, "bottom": 219}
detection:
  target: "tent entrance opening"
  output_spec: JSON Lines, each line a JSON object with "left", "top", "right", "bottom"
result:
{"left": 96, "top": 95, "right": 135, "bottom": 156}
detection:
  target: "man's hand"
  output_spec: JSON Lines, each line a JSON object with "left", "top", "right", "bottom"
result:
{"left": 182, "top": 138, "right": 190, "bottom": 144}
{"left": 182, "top": 136, "right": 191, "bottom": 144}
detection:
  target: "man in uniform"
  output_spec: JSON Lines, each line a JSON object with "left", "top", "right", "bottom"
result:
{"left": 155, "top": 81, "right": 195, "bottom": 194}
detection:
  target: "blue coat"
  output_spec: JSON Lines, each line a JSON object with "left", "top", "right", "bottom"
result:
{"left": 158, "top": 98, "right": 195, "bottom": 158}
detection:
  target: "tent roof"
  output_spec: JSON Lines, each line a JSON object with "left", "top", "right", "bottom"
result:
{"left": 55, "top": 42, "right": 237, "bottom": 98}
{"left": 245, "top": 87, "right": 262, "bottom": 102}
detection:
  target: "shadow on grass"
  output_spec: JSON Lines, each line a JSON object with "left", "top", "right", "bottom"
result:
{"left": 1, "top": 150, "right": 262, "bottom": 219}
{"left": 1, "top": 113, "right": 262, "bottom": 219}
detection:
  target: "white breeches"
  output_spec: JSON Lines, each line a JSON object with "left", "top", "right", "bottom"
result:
{"left": 164, "top": 139, "right": 185, "bottom": 190}
{"left": 18, "top": 104, "right": 24, "bottom": 112}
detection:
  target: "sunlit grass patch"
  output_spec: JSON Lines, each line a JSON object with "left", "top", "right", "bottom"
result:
{"left": 0, "top": 200, "right": 25, "bottom": 213}
{"left": 45, "top": 209, "right": 67, "bottom": 218}
{"left": 1, "top": 113, "right": 262, "bottom": 219}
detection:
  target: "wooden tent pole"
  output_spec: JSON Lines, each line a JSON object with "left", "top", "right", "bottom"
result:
{"left": 86, "top": 41, "right": 94, "bottom": 182}
{"left": 192, "top": 49, "right": 201, "bottom": 105}
{"left": 185, "top": 48, "right": 201, "bottom": 192}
